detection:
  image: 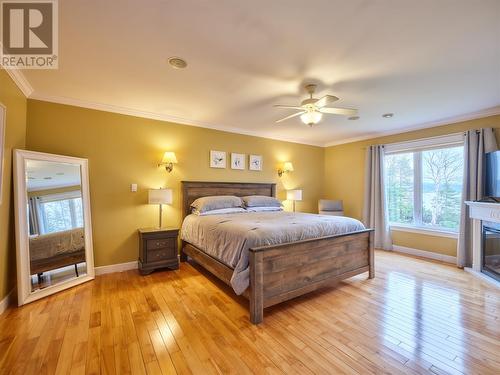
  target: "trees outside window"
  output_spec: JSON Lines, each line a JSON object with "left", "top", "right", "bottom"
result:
{"left": 385, "top": 146, "right": 464, "bottom": 232}
{"left": 38, "top": 194, "right": 84, "bottom": 234}
{"left": 385, "top": 153, "right": 414, "bottom": 224}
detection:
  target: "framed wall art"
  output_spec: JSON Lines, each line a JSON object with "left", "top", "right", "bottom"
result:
{"left": 249, "top": 154, "right": 262, "bottom": 171}
{"left": 210, "top": 150, "right": 226, "bottom": 168}
{"left": 231, "top": 153, "right": 245, "bottom": 170}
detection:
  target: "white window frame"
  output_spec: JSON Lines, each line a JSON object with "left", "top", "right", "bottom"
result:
{"left": 37, "top": 190, "right": 83, "bottom": 234}
{"left": 384, "top": 133, "right": 464, "bottom": 237}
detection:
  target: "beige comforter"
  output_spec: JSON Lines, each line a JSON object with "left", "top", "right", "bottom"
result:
{"left": 181, "top": 211, "right": 365, "bottom": 294}
{"left": 29, "top": 227, "right": 85, "bottom": 261}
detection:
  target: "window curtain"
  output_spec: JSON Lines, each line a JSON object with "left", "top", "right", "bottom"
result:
{"left": 457, "top": 128, "right": 498, "bottom": 268}
{"left": 363, "top": 145, "right": 393, "bottom": 250}
{"left": 28, "top": 196, "right": 40, "bottom": 235}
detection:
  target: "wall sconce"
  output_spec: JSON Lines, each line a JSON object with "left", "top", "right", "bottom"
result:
{"left": 158, "top": 151, "right": 178, "bottom": 173}
{"left": 278, "top": 161, "right": 294, "bottom": 177}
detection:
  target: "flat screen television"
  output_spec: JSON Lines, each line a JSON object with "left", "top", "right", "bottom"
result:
{"left": 485, "top": 150, "right": 500, "bottom": 199}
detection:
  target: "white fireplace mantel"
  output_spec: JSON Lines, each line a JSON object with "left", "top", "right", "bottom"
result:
{"left": 465, "top": 201, "right": 500, "bottom": 223}
{"left": 464, "top": 201, "right": 500, "bottom": 287}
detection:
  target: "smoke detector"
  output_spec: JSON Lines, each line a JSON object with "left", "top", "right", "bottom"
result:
{"left": 168, "top": 57, "right": 187, "bottom": 69}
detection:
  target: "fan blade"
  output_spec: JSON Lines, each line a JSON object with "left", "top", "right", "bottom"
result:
{"left": 319, "top": 107, "right": 358, "bottom": 116}
{"left": 275, "top": 111, "right": 305, "bottom": 123}
{"left": 314, "top": 95, "right": 339, "bottom": 108}
{"left": 273, "top": 105, "right": 304, "bottom": 110}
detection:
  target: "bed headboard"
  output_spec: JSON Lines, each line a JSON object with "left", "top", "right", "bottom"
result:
{"left": 181, "top": 181, "right": 276, "bottom": 218}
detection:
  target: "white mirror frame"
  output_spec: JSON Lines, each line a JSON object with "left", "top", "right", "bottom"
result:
{"left": 0, "top": 103, "right": 6, "bottom": 205}
{"left": 13, "top": 149, "right": 95, "bottom": 306}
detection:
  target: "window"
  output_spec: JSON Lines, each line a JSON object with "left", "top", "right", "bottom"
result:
{"left": 37, "top": 191, "right": 84, "bottom": 234}
{"left": 385, "top": 153, "right": 414, "bottom": 225}
{"left": 384, "top": 136, "right": 464, "bottom": 233}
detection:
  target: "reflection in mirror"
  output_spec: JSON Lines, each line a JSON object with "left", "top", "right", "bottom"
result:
{"left": 26, "top": 159, "right": 87, "bottom": 291}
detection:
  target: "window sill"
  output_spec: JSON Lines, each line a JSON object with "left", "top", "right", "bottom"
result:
{"left": 390, "top": 224, "right": 458, "bottom": 239}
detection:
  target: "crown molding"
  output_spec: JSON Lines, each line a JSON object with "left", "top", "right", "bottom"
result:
{"left": 2, "top": 68, "right": 34, "bottom": 97}
{"left": 1, "top": 40, "right": 34, "bottom": 97}
{"left": 28, "top": 93, "right": 325, "bottom": 147}
{"left": 323, "top": 105, "right": 500, "bottom": 147}
{"left": 29, "top": 94, "right": 500, "bottom": 149}
{"left": 6, "top": 69, "right": 499, "bottom": 149}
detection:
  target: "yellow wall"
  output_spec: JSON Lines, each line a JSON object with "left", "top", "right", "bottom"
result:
{"left": 26, "top": 100, "right": 324, "bottom": 267}
{"left": 0, "top": 70, "right": 27, "bottom": 300}
{"left": 324, "top": 114, "right": 500, "bottom": 256}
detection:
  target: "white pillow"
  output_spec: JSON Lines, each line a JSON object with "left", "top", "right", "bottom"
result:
{"left": 193, "top": 207, "right": 247, "bottom": 216}
{"left": 246, "top": 206, "right": 283, "bottom": 212}
{"left": 242, "top": 195, "right": 282, "bottom": 208}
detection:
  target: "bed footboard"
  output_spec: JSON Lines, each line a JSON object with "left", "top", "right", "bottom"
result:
{"left": 249, "top": 229, "right": 374, "bottom": 324}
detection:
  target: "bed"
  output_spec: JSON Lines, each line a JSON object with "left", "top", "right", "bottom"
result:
{"left": 29, "top": 227, "right": 86, "bottom": 276}
{"left": 180, "top": 181, "right": 374, "bottom": 324}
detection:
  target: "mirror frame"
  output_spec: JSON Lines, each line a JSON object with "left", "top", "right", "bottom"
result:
{"left": 0, "top": 103, "right": 6, "bottom": 204}
{"left": 13, "top": 149, "right": 95, "bottom": 306}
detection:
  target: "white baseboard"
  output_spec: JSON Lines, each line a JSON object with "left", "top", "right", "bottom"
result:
{"left": 464, "top": 267, "right": 500, "bottom": 289}
{"left": 392, "top": 245, "right": 457, "bottom": 264}
{"left": 94, "top": 260, "right": 138, "bottom": 275}
{"left": 0, "top": 288, "right": 15, "bottom": 315}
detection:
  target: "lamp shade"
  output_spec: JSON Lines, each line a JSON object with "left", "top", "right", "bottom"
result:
{"left": 161, "top": 152, "right": 178, "bottom": 164}
{"left": 148, "top": 188, "right": 173, "bottom": 205}
{"left": 283, "top": 161, "right": 294, "bottom": 172}
{"left": 287, "top": 189, "right": 303, "bottom": 201}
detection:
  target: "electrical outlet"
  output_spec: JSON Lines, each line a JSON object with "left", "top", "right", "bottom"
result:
{"left": 131, "top": 183, "right": 138, "bottom": 192}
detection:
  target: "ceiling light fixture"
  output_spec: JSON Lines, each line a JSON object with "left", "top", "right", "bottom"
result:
{"left": 348, "top": 116, "right": 360, "bottom": 120}
{"left": 300, "top": 111, "right": 323, "bottom": 126}
{"left": 382, "top": 113, "right": 394, "bottom": 118}
{"left": 274, "top": 84, "right": 357, "bottom": 126}
{"left": 168, "top": 57, "right": 187, "bottom": 69}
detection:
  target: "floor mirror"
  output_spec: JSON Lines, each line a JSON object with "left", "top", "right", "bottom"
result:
{"left": 13, "top": 150, "right": 95, "bottom": 306}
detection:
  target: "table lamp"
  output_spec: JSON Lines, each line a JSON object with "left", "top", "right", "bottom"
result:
{"left": 148, "top": 188, "right": 173, "bottom": 228}
{"left": 286, "top": 189, "right": 303, "bottom": 212}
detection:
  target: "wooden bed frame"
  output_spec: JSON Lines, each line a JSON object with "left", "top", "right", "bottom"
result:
{"left": 181, "top": 181, "right": 374, "bottom": 324}
{"left": 30, "top": 250, "right": 85, "bottom": 276}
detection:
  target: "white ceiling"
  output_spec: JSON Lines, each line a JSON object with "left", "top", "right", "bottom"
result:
{"left": 23, "top": 0, "right": 500, "bottom": 146}
{"left": 26, "top": 160, "right": 81, "bottom": 191}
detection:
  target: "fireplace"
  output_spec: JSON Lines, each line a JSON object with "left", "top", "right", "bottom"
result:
{"left": 482, "top": 222, "right": 500, "bottom": 282}
{"left": 464, "top": 201, "right": 500, "bottom": 287}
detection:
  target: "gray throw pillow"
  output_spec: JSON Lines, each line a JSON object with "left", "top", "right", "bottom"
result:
{"left": 191, "top": 195, "right": 243, "bottom": 213}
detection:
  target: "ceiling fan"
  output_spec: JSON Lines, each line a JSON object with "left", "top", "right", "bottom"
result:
{"left": 274, "top": 84, "right": 358, "bottom": 126}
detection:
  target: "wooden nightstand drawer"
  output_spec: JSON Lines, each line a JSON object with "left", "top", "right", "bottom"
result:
{"left": 147, "top": 238, "right": 175, "bottom": 251}
{"left": 138, "top": 227, "right": 179, "bottom": 275}
{"left": 147, "top": 247, "right": 176, "bottom": 262}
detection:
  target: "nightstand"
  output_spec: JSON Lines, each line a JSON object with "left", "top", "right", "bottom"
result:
{"left": 138, "top": 227, "right": 179, "bottom": 275}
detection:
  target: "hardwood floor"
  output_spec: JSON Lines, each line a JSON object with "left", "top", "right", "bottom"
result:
{"left": 0, "top": 251, "right": 499, "bottom": 374}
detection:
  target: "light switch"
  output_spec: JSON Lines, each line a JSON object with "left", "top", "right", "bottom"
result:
{"left": 131, "top": 183, "right": 138, "bottom": 192}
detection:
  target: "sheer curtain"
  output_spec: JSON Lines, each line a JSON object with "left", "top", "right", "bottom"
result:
{"left": 363, "top": 145, "right": 393, "bottom": 250}
{"left": 457, "top": 128, "right": 498, "bottom": 268}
